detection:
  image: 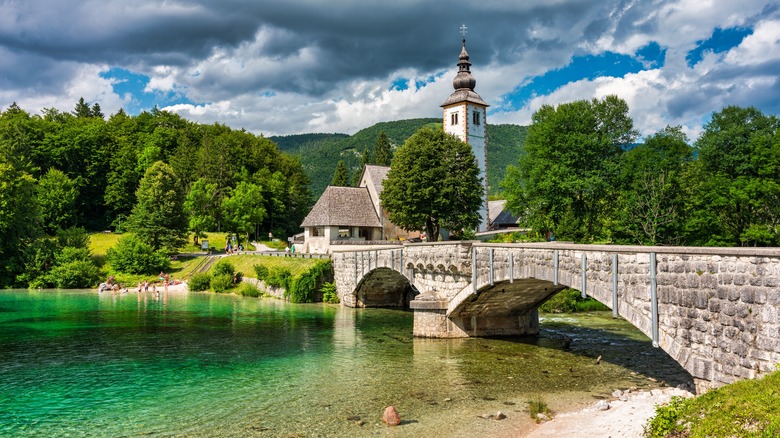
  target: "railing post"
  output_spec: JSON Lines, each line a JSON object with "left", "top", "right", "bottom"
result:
{"left": 400, "top": 250, "right": 404, "bottom": 278}
{"left": 612, "top": 254, "right": 619, "bottom": 318}
{"left": 354, "top": 252, "right": 357, "bottom": 286}
{"left": 554, "top": 250, "right": 559, "bottom": 286}
{"left": 509, "top": 251, "right": 514, "bottom": 284}
{"left": 472, "top": 247, "right": 478, "bottom": 294}
{"left": 581, "top": 253, "right": 587, "bottom": 298}
{"left": 374, "top": 250, "right": 378, "bottom": 270}
{"left": 650, "top": 252, "right": 659, "bottom": 348}
{"left": 489, "top": 248, "right": 494, "bottom": 286}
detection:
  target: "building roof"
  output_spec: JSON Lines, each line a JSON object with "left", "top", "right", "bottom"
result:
{"left": 362, "top": 164, "right": 390, "bottom": 193}
{"left": 301, "top": 186, "right": 382, "bottom": 228}
{"left": 488, "top": 200, "right": 520, "bottom": 227}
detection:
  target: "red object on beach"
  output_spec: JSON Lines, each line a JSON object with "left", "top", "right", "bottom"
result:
{"left": 382, "top": 406, "right": 400, "bottom": 426}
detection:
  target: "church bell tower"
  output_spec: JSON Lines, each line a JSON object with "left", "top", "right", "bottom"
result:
{"left": 441, "top": 25, "right": 490, "bottom": 231}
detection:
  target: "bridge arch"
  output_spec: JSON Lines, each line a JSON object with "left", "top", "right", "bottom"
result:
{"left": 353, "top": 267, "right": 417, "bottom": 308}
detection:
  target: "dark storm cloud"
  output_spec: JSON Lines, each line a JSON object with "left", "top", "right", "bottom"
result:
{"left": 0, "top": 0, "right": 626, "bottom": 97}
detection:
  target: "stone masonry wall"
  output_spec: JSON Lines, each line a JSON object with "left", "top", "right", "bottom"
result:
{"left": 332, "top": 242, "right": 780, "bottom": 388}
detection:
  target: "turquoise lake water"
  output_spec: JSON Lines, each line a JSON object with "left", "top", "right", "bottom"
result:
{"left": 0, "top": 290, "right": 691, "bottom": 437}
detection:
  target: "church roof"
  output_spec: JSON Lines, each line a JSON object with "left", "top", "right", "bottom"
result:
{"left": 362, "top": 164, "right": 390, "bottom": 193}
{"left": 300, "top": 186, "right": 382, "bottom": 228}
{"left": 441, "top": 89, "right": 489, "bottom": 107}
{"left": 441, "top": 37, "right": 489, "bottom": 108}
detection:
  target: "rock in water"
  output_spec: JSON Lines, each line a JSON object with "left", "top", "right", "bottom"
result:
{"left": 495, "top": 411, "right": 507, "bottom": 420}
{"left": 594, "top": 400, "right": 610, "bottom": 411}
{"left": 383, "top": 406, "right": 401, "bottom": 426}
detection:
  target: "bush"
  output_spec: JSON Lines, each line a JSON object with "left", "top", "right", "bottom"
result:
{"left": 107, "top": 235, "right": 171, "bottom": 275}
{"left": 47, "top": 259, "right": 101, "bottom": 288}
{"left": 189, "top": 272, "right": 211, "bottom": 292}
{"left": 288, "top": 260, "right": 333, "bottom": 303}
{"left": 321, "top": 282, "right": 339, "bottom": 304}
{"left": 210, "top": 273, "right": 233, "bottom": 293}
{"left": 212, "top": 259, "right": 235, "bottom": 276}
{"left": 238, "top": 282, "right": 261, "bottom": 297}
{"left": 253, "top": 264, "right": 269, "bottom": 281}
{"left": 539, "top": 288, "right": 609, "bottom": 313}
{"left": 266, "top": 266, "right": 292, "bottom": 289}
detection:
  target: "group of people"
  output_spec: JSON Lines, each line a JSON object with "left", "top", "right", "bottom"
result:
{"left": 99, "top": 272, "right": 181, "bottom": 294}
{"left": 224, "top": 242, "right": 244, "bottom": 254}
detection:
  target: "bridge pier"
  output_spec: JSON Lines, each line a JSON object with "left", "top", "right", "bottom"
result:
{"left": 410, "top": 299, "right": 540, "bottom": 338}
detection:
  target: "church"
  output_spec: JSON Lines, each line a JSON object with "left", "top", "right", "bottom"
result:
{"left": 299, "top": 31, "right": 498, "bottom": 254}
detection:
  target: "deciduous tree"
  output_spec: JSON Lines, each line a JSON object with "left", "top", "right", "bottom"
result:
{"left": 381, "top": 127, "right": 482, "bottom": 241}
{"left": 127, "top": 161, "right": 188, "bottom": 251}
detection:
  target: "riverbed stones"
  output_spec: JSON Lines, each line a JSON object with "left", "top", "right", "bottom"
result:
{"left": 594, "top": 400, "right": 610, "bottom": 411}
{"left": 495, "top": 411, "right": 506, "bottom": 420}
{"left": 382, "top": 406, "right": 400, "bottom": 426}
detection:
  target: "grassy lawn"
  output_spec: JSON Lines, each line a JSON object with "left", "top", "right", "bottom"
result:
{"left": 647, "top": 369, "right": 780, "bottom": 436}
{"left": 218, "top": 254, "right": 321, "bottom": 278}
{"left": 87, "top": 231, "right": 299, "bottom": 286}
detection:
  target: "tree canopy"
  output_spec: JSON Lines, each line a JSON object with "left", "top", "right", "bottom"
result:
{"left": 380, "top": 127, "right": 482, "bottom": 241}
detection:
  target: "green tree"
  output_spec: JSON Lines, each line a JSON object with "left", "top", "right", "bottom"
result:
{"left": 127, "top": 161, "right": 188, "bottom": 251}
{"left": 374, "top": 131, "right": 392, "bottom": 166}
{"left": 221, "top": 181, "right": 266, "bottom": 244}
{"left": 184, "top": 178, "right": 218, "bottom": 245}
{"left": 502, "top": 95, "right": 637, "bottom": 241}
{"left": 37, "top": 168, "right": 79, "bottom": 234}
{"left": 331, "top": 160, "right": 349, "bottom": 186}
{"left": 352, "top": 147, "right": 371, "bottom": 186}
{"left": 73, "top": 98, "right": 92, "bottom": 118}
{"left": 380, "top": 127, "right": 482, "bottom": 241}
{"left": 613, "top": 126, "right": 693, "bottom": 245}
{"left": 686, "top": 106, "right": 780, "bottom": 246}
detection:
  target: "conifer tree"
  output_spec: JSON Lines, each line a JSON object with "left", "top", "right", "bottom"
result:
{"left": 331, "top": 160, "right": 349, "bottom": 186}
{"left": 374, "top": 131, "right": 392, "bottom": 166}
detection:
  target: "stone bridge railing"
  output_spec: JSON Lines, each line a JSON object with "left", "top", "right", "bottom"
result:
{"left": 331, "top": 242, "right": 780, "bottom": 389}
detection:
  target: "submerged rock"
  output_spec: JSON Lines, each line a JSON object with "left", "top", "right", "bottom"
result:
{"left": 382, "top": 406, "right": 401, "bottom": 426}
{"left": 495, "top": 411, "right": 506, "bottom": 420}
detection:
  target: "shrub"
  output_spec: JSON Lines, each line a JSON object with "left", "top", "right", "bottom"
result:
{"left": 253, "top": 264, "right": 269, "bottom": 281}
{"left": 210, "top": 273, "right": 233, "bottom": 293}
{"left": 266, "top": 266, "right": 292, "bottom": 289}
{"left": 321, "top": 282, "right": 339, "bottom": 304}
{"left": 47, "top": 259, "right": 101, "bottom": 288}
{"left": 288, "top": 260, "right": 333, "bottom": 303}
{"left": 212, "top": 259, "right": 235, "bottom": 276}
{"left": 539, "top": 288, "right": 609, "bottom": 313}
{"left": 189, "top": 272, "right": 211, "bottom": 292}
{"left": 238, "top": 282, "right": 261, "bottom": 297}
{"left": 107, "top": 235, "right": 171, "bottom": 274}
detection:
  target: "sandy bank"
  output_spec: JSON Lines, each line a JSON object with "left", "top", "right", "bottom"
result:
{"left": 515, "top": 387, "right": 694, "bottom": 437}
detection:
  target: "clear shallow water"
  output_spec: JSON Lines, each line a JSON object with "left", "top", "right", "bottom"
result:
{"left": 0, "top": 290, "right": 691, "bottom": 437}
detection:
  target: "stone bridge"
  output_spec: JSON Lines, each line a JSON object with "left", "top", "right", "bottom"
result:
{"left": 331, "top": 242, "right": 780, "bottom": 388}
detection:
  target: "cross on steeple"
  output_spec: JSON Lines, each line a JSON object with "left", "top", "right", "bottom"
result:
{"left": 460, "top": 24, "right": 468, "bottom": 41}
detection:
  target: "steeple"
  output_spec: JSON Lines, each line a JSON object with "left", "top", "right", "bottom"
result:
{"left": 453, "top": 37, "right": 477, "bottom": 91}
{"left": 441, "top": 27, "right": 488, "bottom": 108}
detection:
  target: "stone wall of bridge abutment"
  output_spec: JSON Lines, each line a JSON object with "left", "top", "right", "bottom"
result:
{"left": 331, "top": 241, "right": 780, "bottom": 390}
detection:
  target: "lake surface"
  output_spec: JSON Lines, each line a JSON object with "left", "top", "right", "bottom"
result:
{"left": 0, "top": 290, "right": 691, "bottom": 437}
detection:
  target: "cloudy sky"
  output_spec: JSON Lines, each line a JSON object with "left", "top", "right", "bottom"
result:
{"left": 1, "top": 1, "right": 779, "bottom": 140}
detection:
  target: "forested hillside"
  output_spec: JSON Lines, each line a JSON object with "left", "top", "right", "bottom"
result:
{"left": 0, "top": 101, "right": 311, "bottom": 287}
{"left": 272, "top": 118, "right": 527, "bottom": 198}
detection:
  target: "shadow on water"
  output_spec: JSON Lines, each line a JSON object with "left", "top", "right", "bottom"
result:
{"left": 483, "top": 312, "right": 695, "bottom": 391}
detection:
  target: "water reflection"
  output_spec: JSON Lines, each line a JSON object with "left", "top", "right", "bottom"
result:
{"left": 0, "top": 290, "right": 691, "bottom": 437}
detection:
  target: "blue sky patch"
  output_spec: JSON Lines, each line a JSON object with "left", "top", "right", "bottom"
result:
{"left": 686, "top": 26, "right": 753, "bottom": 67}
{"left": 390, "top": 77, "right": 409, "bottom": 91}
{"left": 498, "top": 43, "right": 665, "bottom": 112}
{"left": 100, "top": 67, "right": 196, "bottom": 114}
